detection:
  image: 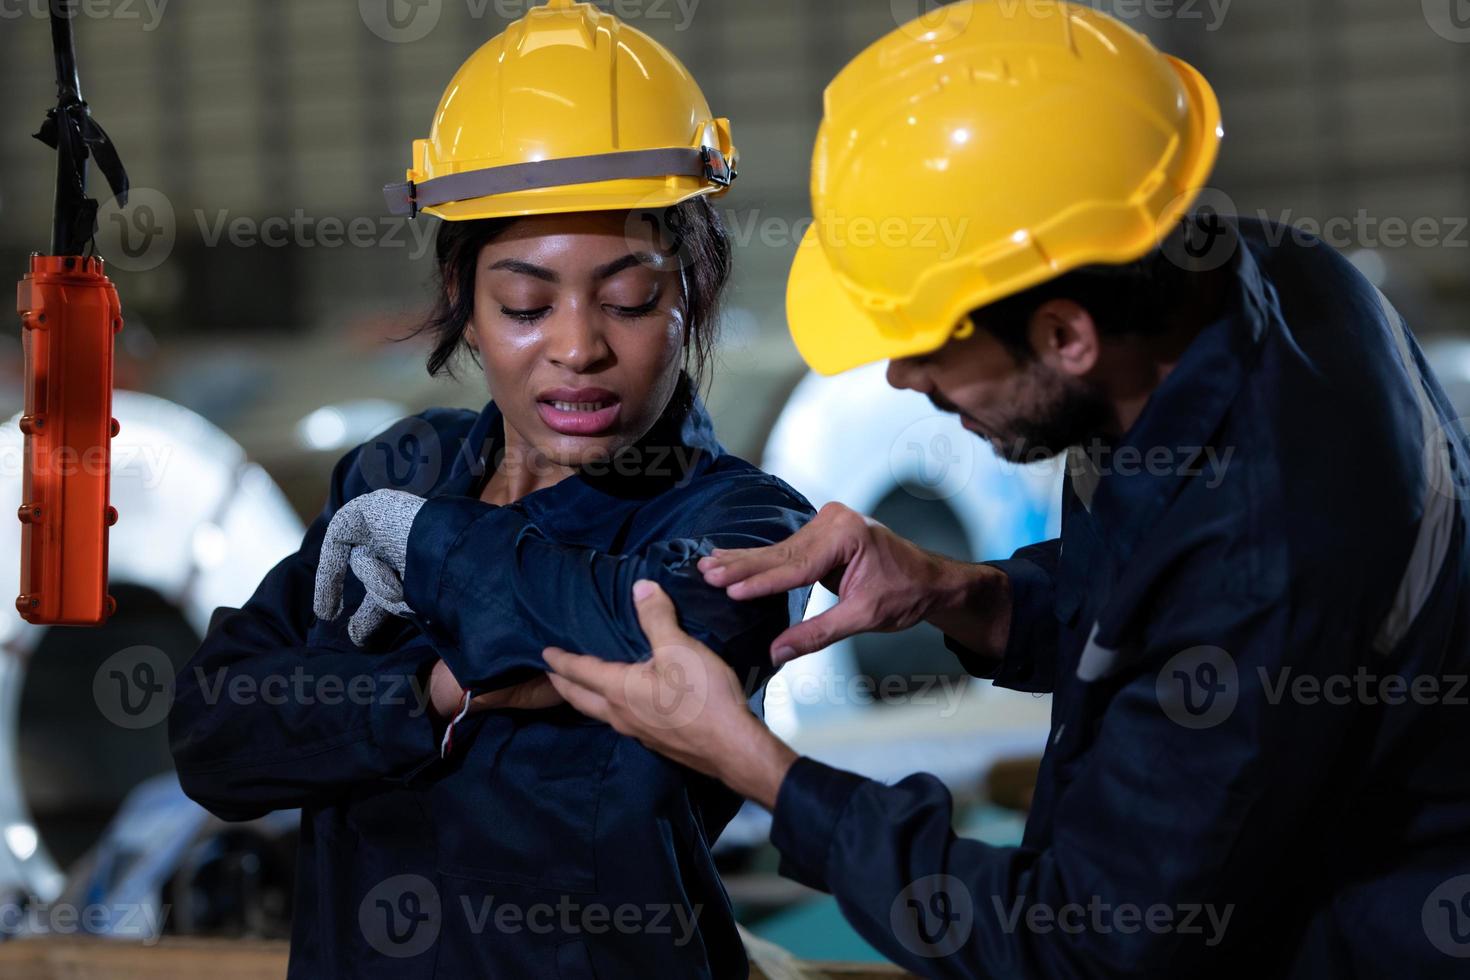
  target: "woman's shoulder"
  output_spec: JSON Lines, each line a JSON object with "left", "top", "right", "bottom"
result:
{"left": 618, "top": 452, "right": 814, "bottom": 547}
{"left": 677, "top": 451, "right": 817, "bottom": 519}
{"left": 328, "top": 405, "right": 484, "bottom": 503}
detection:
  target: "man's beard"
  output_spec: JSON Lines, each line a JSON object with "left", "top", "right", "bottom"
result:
{"left": 984, "top": 362, "right": 1111, "bottom": 465}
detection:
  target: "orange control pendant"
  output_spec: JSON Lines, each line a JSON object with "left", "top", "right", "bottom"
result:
{"left": 16, "top": 253, "right": 121, "bottom": 625}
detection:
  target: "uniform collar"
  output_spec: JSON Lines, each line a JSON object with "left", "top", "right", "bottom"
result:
{"left": 437, "top": 381, "right": 724, "bottom": 533}
{"left": 1082, "top": 223, "right": 1278, "bottom": 565}
{"left": 436, "top": 398, "right": 500, "bottom": 499}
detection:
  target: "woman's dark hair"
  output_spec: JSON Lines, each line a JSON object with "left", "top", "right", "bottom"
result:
{"left": 972, "top": 215, "right": 1233, "bottom": 361}
{"left": 396, "top": 196, "right": 733, "bottom": 406}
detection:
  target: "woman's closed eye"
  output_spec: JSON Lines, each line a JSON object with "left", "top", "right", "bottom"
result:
{"left": 499, "top": 300, "right": 658, "bottom": 322}
{"left": 496, "top": 280, "right": 665, "bottom": 323}
{"left": 500, "top": 305, "right": 553, "bottom": 322}
{"left": 599, "top": 277, "right": 664, "bottom": 320}
{"left": 603, "top": 295, "right": 661, "bottom": 319}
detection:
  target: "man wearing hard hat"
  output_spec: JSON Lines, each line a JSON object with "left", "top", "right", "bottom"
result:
{"left": 544, "top": 1, "right": 1470, "bottom": 976}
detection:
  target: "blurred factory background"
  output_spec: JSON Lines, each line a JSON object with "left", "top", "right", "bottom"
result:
{"left": 0, "top": 0, "right": 1467, "bottom": 967}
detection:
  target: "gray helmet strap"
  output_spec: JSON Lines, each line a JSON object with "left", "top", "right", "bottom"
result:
{"left": 384, "top": 146, "right": 736, "bottom": 217}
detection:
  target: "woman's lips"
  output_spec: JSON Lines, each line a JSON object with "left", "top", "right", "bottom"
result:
{"left": 536, "top": 390, "right": 622, "bottom": 436}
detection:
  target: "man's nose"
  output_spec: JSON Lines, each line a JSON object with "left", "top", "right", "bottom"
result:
{"left": 546, "top": 308, "right": 612, "bottom": 373}
{"left": 886, "top": 356, "right": 929, "bottom": 394}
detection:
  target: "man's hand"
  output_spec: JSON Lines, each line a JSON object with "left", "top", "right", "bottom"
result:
{"left": 544, "top": 580, "right": 797, "bottom": 809}
{"left": 698, "top": 501, "right": 1011, "bottom": 665}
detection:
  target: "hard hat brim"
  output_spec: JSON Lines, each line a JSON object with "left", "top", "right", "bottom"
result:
{"left": 787, "top": 225, "right": 957, "bottom": 376}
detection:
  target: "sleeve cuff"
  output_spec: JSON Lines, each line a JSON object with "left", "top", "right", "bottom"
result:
{"left": 403, "top": 494, "right": 493, "bottom": 636}
{"left": 367, "top": 652, "right": 445, "bottom": 780}
{"left": 769, "top": 756, "right": 871, "bottom": 892}
{"left": 942, "top": 631, "right": 1004, "bottom": 680}
{"left": 943, "top": 556, "right": 1055, "bottom": 691}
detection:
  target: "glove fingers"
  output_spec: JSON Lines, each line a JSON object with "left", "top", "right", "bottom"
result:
{"left": 349, "top": 545, "right": 404, "bottom": 604}
{"left": 314, "top": 505, "right": 373, "bottom": 621}
{"left": 348, "top": 595, "right": 390, "bottom": 647}
{"left": 369, "top": 490, "right": 425, "bottom": 577}
{"left": 349, "top": 547, "right": 413, "bottom": 621}
{"left": 315, "top": 492, "right": 423, "bottom": 633}
{"left": 313, "top": 543, "right": 349, "bottom": 621}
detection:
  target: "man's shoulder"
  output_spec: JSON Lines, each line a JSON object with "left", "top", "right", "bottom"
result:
{"left": 1224, "top": 219, "right": 1433, "bottom": 529}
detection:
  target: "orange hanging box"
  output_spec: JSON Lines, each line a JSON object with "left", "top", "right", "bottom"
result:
{"left": 15, "top": 253, "right": 121, "bottom": 625}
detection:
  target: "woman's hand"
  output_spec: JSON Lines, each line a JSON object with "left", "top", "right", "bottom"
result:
{"left": 426, "top": 660, "right": 565, "bottom": 725}
{"left": 544, "top": 580, "right": 797, "bottom": 809}
{"left": 313, "top": 489, "right": 426, "bottom": 646}
{"left": 697, "top": 501, "right": 1011, "bottom": 665}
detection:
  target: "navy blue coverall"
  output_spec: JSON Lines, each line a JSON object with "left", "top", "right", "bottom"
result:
{"left": 169, "top": 391, "right": 815, "bottom": 979}
{"left": 770, "top": 219, "right": 1470, "bottom": 978}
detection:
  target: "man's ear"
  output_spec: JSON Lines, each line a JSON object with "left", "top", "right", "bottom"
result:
{"left": 1026, "top": 298, "right": 1099, "bottom": 377}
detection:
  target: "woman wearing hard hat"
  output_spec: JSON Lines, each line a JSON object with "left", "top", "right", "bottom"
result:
{"left": 169, "top": 2, "right": 813, "bottom": 977}
{"left": 543, "top": 2, "right": 1470, "bottom": 978}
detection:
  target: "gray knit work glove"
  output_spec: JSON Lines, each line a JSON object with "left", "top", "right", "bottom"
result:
{"left": 312, "top": 489, "right": 427, "bottom": 646}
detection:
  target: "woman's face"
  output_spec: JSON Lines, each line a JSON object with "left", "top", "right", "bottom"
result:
{"left": 467, "top": 210, "right": 687, "bottom": 469}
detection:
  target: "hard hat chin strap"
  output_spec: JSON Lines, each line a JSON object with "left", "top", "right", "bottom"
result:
{"left": 384, "top": 146, "right": 736, "bottom": 217}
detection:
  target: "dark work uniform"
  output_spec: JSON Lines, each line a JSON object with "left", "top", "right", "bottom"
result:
{"left": 170, "top": 391, "right": 815, "bottom": 979}
{"left": 770, "top": 220, "right": 1470, "bottom": 978}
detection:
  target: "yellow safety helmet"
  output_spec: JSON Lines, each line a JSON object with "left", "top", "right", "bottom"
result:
{"left": 786, "top": 0, "right": 1223, "bottom": 375}
{"left": 384, "top": 0, "right": 737, "bottom": 221}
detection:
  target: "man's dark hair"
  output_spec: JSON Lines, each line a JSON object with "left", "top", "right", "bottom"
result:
{"left": 972, "top": 217, "right": 1230, "bottom": 360}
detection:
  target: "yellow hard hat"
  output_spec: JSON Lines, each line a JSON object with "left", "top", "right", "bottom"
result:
{"left": 384, "top": 0, "right": 737, "bottom": 220}
{"left": 786, "top": 0, "right": 1223, "bottom": 375}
